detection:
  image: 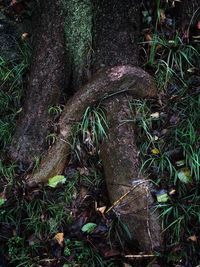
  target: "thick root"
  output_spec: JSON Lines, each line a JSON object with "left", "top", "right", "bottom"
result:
{"left": 101, "top": 95, "right": 162, "bottom": 251}
{"left": 29, "top": 65, "right": 157, "bottom": 185}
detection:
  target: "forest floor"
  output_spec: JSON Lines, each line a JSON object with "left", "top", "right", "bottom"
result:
{"left": 0, "top": 1, "right": 200, "bottom": 266}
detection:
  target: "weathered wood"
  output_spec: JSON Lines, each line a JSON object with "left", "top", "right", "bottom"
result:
{"left": 9, "top": 0, "right": 67, "bottom": 164}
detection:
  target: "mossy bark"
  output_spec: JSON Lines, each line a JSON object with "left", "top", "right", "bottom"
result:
{"left": 63, "top": 0, "right": 93, "bottom": 90}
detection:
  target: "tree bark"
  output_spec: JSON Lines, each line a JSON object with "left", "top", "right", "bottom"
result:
{"left": 9, "top": 0, "right": 67, "bottom": 164}
{"left": 101, "top": 95, "right": 162, "bottom": 251}
{"left": 29, "top": 65, "right": 156, "bottom": 185}
{"left": 10, "top": 0, "right": 163, "bottom": 252}
{"left": 92, "top": 0, "right": 139, "bottom": 70}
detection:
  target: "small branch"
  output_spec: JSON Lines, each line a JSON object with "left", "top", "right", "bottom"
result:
{"left": 106, "top": 180, "right": 150, "bottom": 213}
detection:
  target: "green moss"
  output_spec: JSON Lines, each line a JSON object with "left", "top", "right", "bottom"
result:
{"left": 63, "top": 0, "right": 92, "bottom": 69}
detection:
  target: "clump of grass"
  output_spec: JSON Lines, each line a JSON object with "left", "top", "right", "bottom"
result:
{"left": 131, "top": 90, "right": 200, "bottom": 265}
{"left": 142, "top": 33, "right": 199, "bottom": 89}
{"left": 63, "top": 239, "right": 116, "bottom": 267}
{"left": 0, "top": 41, "right": 31, "bottom": 149}
{"left": 0, "top": 176, "right": 77, "bottom": 266}
{"left": 70, "top": 105, "right": 108, "bottom": 161}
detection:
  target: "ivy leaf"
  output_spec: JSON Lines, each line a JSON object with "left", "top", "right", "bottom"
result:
{"left": 177, "top": 168, "right": 192, "bottom": 184}
{"left": 48, "top": 175, "right": 66, "bottom": 188}
{"left": 81, "top": 223, "right": 97, "bottom": 234}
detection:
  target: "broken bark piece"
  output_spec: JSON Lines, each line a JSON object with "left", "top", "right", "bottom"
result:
{"left": 9, "top": 0, "right": 67, "bottom": 164}
{"left": 29, "top": 65, "right": 157, "bottom": 185}
{"left": 101, "top": 95, "right": 162, "bottom": 251}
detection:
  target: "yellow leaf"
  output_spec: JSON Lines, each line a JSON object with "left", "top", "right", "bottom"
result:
{"left": 151, "top": 148, "right": 160, "bottom": 155}
{"left": 54, "top": 232, "right": 64, "bottom": 246}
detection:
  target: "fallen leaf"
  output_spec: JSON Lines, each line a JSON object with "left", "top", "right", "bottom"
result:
{"left": 177, "top": 168, "right": 192, "bottom": 184}
{"left": 175, "top": 160, "right": 185, "bottom": 167}
{"left": 159, "top": 9, "right": 166, "bottom": 23}
{"left": 197, "top": 21, "right": 200, "bottom": 30}
{"left": 151, "top": 148, "right": 160, "bottom": 155}
{"left": 169, "top": 189, "right": 176, "bottom": 195}
{"left": 48, "top": 175, "right": 66, "bottom": 188}
{"left": 156, "top": 190, "right": 169, "bottom": 203}
{"left": 153, "top": 135, "right": 159, "bottom": 141}
{"left": 96, "top": 206, "right": 107, "bottom": 214}
{"left": 54, "top": 233, "right": 64, "bottom": 246}
{"left": 78, "top": 167, "right": 89, "bottom": 176}
{"left": 0, "top": 197, "right": 5, "bottom": 206}
{"left": 187, "top": 235, "right": 197, "bottom": 242}
{"left": 145, "top": 34, "right": 152, "bottom": 41}
{"left": 81, "top": 223, "right": 97, "bottom": 234}
{"left": 150, "top": 112, "right": 160, "bottom": 119}
{"left": 21, "top": 32, "right": 29, "bottom": 40}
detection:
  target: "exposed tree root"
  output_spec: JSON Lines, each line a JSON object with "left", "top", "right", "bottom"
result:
{"left": 101, "top": 95, "right": 162, "bottom": 251}
{"left": 29, "top": 65, "right": 157, "bottom": 185}
{"left": 29, "top": 65, "right": 162, "bottom": 251}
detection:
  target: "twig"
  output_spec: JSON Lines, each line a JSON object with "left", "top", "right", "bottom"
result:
{"left": 106, "top": 180, "right": 150, "bottom": 213}
{"left": 124, "top": 254, "right": 155, "bottom": 258}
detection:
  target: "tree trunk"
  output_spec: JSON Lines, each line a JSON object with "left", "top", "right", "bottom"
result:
{"left": 10, "top": 0, "right": 163, "bottom": 252}
{"left": 92, "top": 0, "right": 139, "bottom": 70}
{"left": 9, "top": 0, "right": 67, "bottom": 164}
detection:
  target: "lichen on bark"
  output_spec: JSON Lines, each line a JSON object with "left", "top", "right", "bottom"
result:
{"left": 62, "top": 0, "right": 93, "bottom": 89}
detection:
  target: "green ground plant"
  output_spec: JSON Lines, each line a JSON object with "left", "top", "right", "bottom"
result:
{"left": 70, "top": 105, "right": 108, "bottom": 161}
{"left": 142, "top": 33, "right": 199, "bottom": 89}
{"left": 0, "top": 41, "right": 31, "bottom": 148}
{"left": 63, "top": 239, "right": 115, "bottom": 267}
{"left": 131, "top": 81, "right": 200, "bottom": 265}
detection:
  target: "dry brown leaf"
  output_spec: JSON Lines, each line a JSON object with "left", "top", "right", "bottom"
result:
{"left": 160, "top": 9, "right": 166, "bottom": 23}
{"left": 96, "top": 206, "right": 107, "bottom": 214}
{"left": 145, "top": 34, "right": 152, "bottom": 42}
{"left": 187, "top": 235, "right": 197, "bottom": 242}
{"left": 169, "top": 189, "right": 176, "bottom": 195}
{"left": 54, "top": 232, "right": 64, "bottom": 246}
{"left": 21, "top": 32, "right": 29, "bottom": 40}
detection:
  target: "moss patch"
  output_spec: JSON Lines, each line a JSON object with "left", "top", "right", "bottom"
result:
{"left": 63, "top": 0, "right": 92, "bottom": 71}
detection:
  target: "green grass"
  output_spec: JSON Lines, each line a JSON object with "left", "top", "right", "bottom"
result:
{"left": 0, "top": 41, "right": 31, "bottom": 149}
{"left": 0, "top": 177, "right": 77, "bottom": 266}
{"left": 131, "top": 87, "right": 200, "bottom": 264}
{"left": 63, "top": 239, "right": 116, "bottom": 267}
{"left": 70, "top": 105, "right": 108, "bottom": 161}
{"left": 142, "top": 33, "right": 200, "bottom": 89}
